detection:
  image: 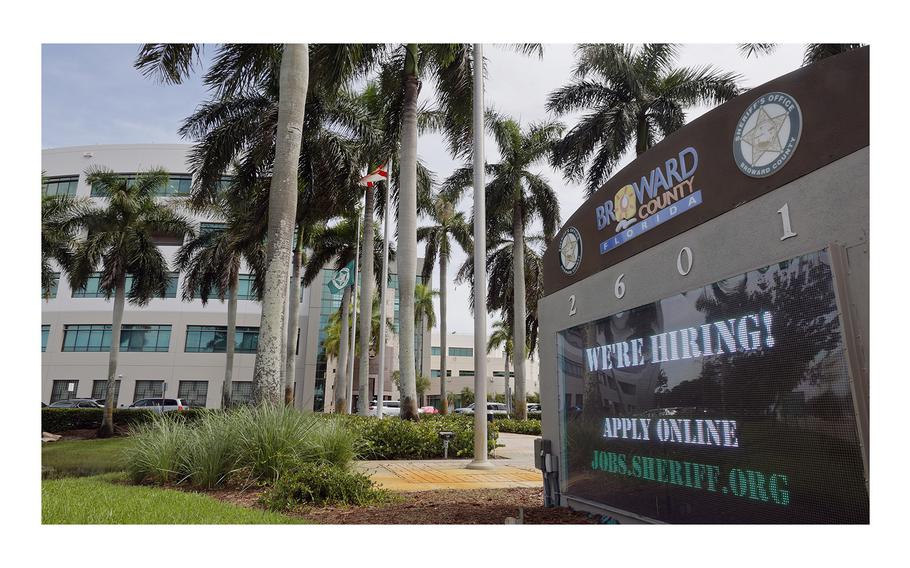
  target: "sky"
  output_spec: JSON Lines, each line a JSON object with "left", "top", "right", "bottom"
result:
{"left": 42, "top": 43, "right": 806, "bottom": 337}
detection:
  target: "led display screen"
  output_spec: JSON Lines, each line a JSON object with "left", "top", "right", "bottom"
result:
{"left": 556, "top": 249, "right": 868, "bottom": 523}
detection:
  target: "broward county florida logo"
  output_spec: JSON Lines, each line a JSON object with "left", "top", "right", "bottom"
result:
{"left": 595, "top": 147, "right": 702, "bottom": 255}
{"left": 733, "top": 92, "right": 802, "bottom": 178}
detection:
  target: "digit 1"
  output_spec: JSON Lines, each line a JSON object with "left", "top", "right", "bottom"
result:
{"left": 777, "top": 203, "right": 797, "bottom": 241}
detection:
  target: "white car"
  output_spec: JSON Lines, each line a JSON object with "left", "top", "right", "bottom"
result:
{"left": 454, "top": 402, "right": 508, "bottom": 417}
{"left": 128, "top": 398, "right": 188, "bottom": 413}
{"left": 369, "top": 400, "right": 401, "bottom": 417}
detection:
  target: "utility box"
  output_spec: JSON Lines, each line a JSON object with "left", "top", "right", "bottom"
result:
{"left": 534, "top": 438, "right": 552, "bottom": 471}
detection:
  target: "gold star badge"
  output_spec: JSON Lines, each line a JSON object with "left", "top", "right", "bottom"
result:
{"left": 742, "top": 106, "right": 788, "bottom": 164}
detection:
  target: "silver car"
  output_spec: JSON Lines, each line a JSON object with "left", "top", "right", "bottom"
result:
{"left": 455, "top": 402, "right": 509, "bottom": 416}
{"left": 128, "top": 398, "right": 188, "bottom": 413}
{"left": 369, "top": 400, "right": 401, "bottom": 417}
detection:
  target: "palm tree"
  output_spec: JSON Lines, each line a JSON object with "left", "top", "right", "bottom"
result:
{"left": 547, "top": 44, "right": 741, "bottom": 197}
{"left": 487, "top": 318, "right": 514, "bottom": 413}
{"left": 67, "top": 167, "right": 194, "bottom": 436}
{"left": 385, "top": 43, "right": 542, "bottom": 420}
{"left": 303, "top": 213, "right": 391, "bottom": 413}
{"left": 739, "top": 43, "right": 865, "bottom": 67}
{"left": 413, "top": 282, "right": 438, "bottom": 384}
{"left": 175, "top": 186, "right": 266, "bottom": 409}
{"left": 417, "top": 194, "right": 472, "bottom": 414}
{"left": 446, "top": 114, "right": 562, "bottom": 420}
{"left": 41, "top": 187, "right": 85, "bottom": 298}
{"left": 135, "top": 43, "right": 384, "bottom": 405}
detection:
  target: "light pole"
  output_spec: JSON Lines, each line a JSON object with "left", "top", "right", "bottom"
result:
{"left": 467, "top": 43, "right": 493, "bottom": 470}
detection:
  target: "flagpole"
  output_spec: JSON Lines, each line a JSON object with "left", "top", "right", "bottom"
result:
{"left": 375, "top": 158, "right": 393, "bottom": 419}
{"left": 467, "top": 43, "right": 493, "bottom": 469}
{"left": 346, "top": 203, "right": 362, "bottom": 414}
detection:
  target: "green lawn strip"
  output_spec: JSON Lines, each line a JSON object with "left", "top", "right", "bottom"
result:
{"left": 42, "top": 438, "right": 133, "bottom": 478}
{"left": 42, "top": 473, "right": 307, "bottom": 524}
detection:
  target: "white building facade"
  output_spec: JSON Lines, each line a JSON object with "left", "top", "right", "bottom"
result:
{"left": 41, "top": 144, "right": 428, "bottom": 411}
{"left": 427, "top": 332, "right": 540, "bottom": 409}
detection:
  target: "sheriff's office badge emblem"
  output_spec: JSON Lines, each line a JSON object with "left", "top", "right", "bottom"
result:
{"left": 559, "top": 227, "right": 582, "bottom": 275}
{"left": 733, "top": 91, "right": 802, "bottom": 178}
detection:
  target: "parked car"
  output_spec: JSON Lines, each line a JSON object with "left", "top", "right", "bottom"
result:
{"left": 418, "top": 406, "right": 439, "bottom": 414}
{"left": 48, "top": 399, "right": 103, "bottom": 408}
{"left": 128, "top": 398, "right": 187, "bottom": 413}
{"left": 527, "top": 403, "right": 541, "bottom": 413}
{"left": 369, "top": 400, "right": 401, "bottom": 417}
{"left": 454, "top": 402, "right": 509, "bottom": 417}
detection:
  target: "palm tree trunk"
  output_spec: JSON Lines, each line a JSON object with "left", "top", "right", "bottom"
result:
{"left": 356, "top": 184, "right": 375, "bottom": 415}
{"left": 223, "top": 273, "right": 238, "bottom": 409}
{"left": 636, "top": 116, "right": 650, "bottom": 155}
{"left": 512, "top": 201, "right": 528, "bottom": 420}
{"left": 335, "top": 286, "right": 351, "bottom": 413}
{"left": 284, "top": 226, "right": 304, "bottom": 406}
{"left": 99, "top": 275, "right": 126, "bottom": 437}
{"left": 504, "top": 353, "right": 511, "bottom": 415}
{"left": 439, "top": 254, "right": 448, "bottom": 414}
{"left": 397, "top": 43, "right": 421, "bottom": 420}
{"left": 252, "top": 43, "right": 308, "bottom": 406}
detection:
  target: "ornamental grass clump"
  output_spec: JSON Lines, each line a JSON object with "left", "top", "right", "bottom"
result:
{"left": 125, "top": 415, "right": 192, "bottom": 484}
{"left": 125, "top": 406, "right": 359, "bottom": 489}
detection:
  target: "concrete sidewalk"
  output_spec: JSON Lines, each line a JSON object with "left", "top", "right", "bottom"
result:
{"left": 355, "top": 433, "right": 542, "bottom": 492}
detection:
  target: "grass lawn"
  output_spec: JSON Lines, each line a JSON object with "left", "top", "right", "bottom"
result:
{"left": 42, "top": 437, "right": 133, "bottom": 478}
{"left": 42, "top": 473, "right": 307, "bottom": 524}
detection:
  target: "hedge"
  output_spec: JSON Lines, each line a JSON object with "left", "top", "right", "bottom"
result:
{"left": 337, "top": 414, "right": 498, "bottom": 459}
{"left": 493, "top": 418, "right": 542, "bottom": 436}
{"left": 42, "top": 408, "right": 207, "bottom": 433}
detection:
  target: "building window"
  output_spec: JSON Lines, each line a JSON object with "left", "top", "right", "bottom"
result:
{"left": 431, "top": 369, "right": 452, "bottom": 378}
{"left": 185, "top": 325, "right": 259, "bottom": 353}
{"left": 178, "top": 381, "right": 208, "bottom": 407}
{"left": 237, "top": 274, "right": 257, "bottom": 301}
{"left": 43, "top": 175, "right": 79, "bottom": 197}
{"left": 92, "top": 380, "right": 121, "bottom": 405}
{"left": 50, "top": 380, "right": 79, "bottom": 403}
{"left": 133, "top": 380, "right": 164, "bottom": 402}
{"left": 71, "top": 273, "right": 105, "bottom": 298}
{"left": 232, "top": 381, "right": 254, "bottom": 405}
{"left": 199, "top": 222, "right": 228, "bottom": 235}
{"left": 91, "top": 173, "right": 191, "bottom": 197}
{"left": 61, "top": 324, "right": 171, "bottom": 352}
{"left": 493, "top": 371, "right": 515, "bottom": 377}
{"left": 431, "top": 346, "right": 441, "bottom": 356}
{"left": 42, "top": 325, "right": 50, "bottom": 352}
{"left": 43, "top": 272, "right": 59, "bottom": 299}
{"left": 449, "top": 347, "right": 473, "bottom": 357}
{"left": 119, "top": 325, "right": 171, "bottom": 352}
{"left": 73, "top": 272, "right": 178, "bottom": 299}
{"left": 458, "top": 370, "right": 474, "bottom": 377}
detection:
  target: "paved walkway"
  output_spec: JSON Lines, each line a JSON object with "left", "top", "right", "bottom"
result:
{"left": 355, "top": 433, "right": 541, "bottom": 492}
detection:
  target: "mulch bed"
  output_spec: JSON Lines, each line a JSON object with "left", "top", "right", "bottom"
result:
{"left": 206, "top": 486, "right": 598, "bottom": 524}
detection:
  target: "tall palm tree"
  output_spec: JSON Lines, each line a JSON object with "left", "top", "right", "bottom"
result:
{"left": 739, "top": 43, "right": 865, "bottom": 67}
{"left": 413, "top": 282, "right": 438, "bottom": 382}
{"left": 385, "top": 43, "right": 543, "bottom": 420}
{"left": 446, "top": 115, "right": 562, "bottom": 419}
{"left": 135, "top": 43, "right": 383, "bottom": 404}
{"left": 175, "top": 185, "right": 266, "bottom": 409}
{"left": 67, "top": 167, "right": 194, "bottom": 436}
{"left": 547, "top": 43, "right": 741, "bottom": 197}
{"left": 487, "top": 318, "right": 514, "bottom": 412}
{"left": 417, "top": 194, "right": 472, "bottom": 414}
{"left": 41, "top": 188, "right": 85, "bottom": 298}
{"left": 303, "top": 213, "right": 391, "bottom": 413}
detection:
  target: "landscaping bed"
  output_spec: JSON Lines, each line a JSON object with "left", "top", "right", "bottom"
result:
{"left": 207, "top": 485, "right": 596, "bottom": 524}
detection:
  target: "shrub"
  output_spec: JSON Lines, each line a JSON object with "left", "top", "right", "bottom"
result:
{"left": 125, "top": 415, "right": 192, "bottom": 484}
{"left": 494, "top": 418, "right": 542, "bottom": 436}
{"left": 338, "top": 414, "right": 497, "bottom": 459}
{"left": 260, "top": 462, "right": 390, "bottom": 510}
{"left": 41, "top": 407, "right": 206, "bottom": 433}
{"left": 124, "top": 406, "right": 359, "bottom": 488}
